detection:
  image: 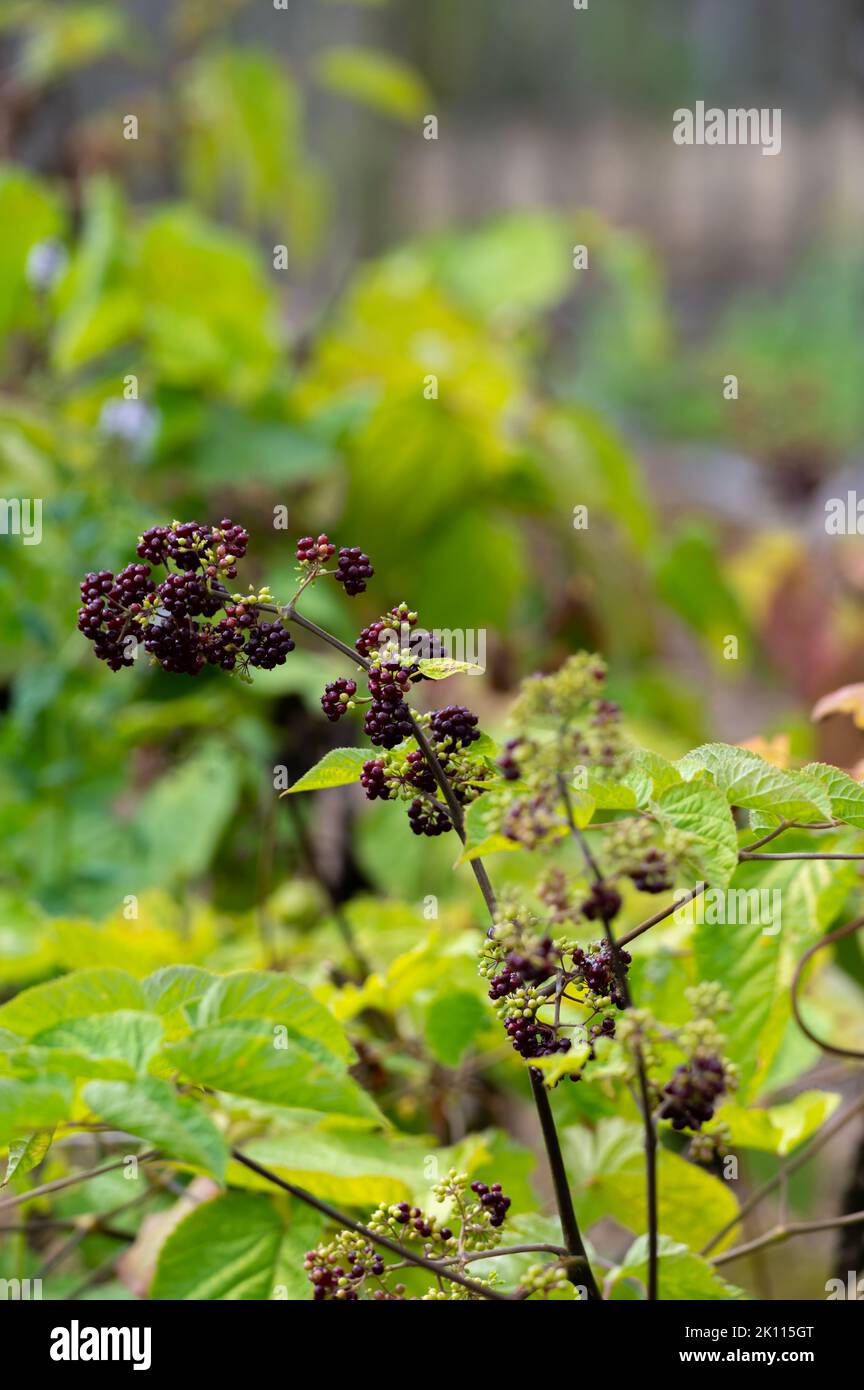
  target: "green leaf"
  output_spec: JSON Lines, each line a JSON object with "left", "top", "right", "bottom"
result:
{"left": 565, "top": 1118, "right": 739, "bottom": 1252}
{"left": 0, "top": 968, "right": 146, "bottom": 1038}
{"left": 693, "top": 904, "right": 778, "bottom": 1092}
{"left": 164, "top": 1020, "right": 380, "bottom": 1122}
{"left": 677, "top": 743, "right": 833, "bottom": 822}
{"left": 414, "top": 656, "right": 484, "bottom": 680}
{"left": 583, "top": 776, "right": 639, "bottom": 811}
{"left": 197, "top": 971, "right": 353, "bottom": 1063}
{"left": 425, "top": 211, "right": 574, "bottom": 322}
{"left": 151, "top": 1192, "right": 286, "bottom": 1300}
{"left": 801, "top": 762, "right": 864, "bottom": 829}
{"left": 30, "top": 1011, "right": 164, "bottom": 1077}
{"left": 2, "top": 1129, "right": 54, "bottom": 1186}
{"left": 719, "top": 1090, "right": 841, "bottom": 1155}
{"left": 654, "top": 524, "right": 751, "bottom": 659}
{"left": 631, "top": 747, "right": 682, "bottom": 798}
{"left": 282, "top": 747, "right": 369, "bottom": 794}
{"left": 83, "top": 1078, "right": 228, "bottom": 1181}
{"left": 0, "top": 1078, "right": 71, "bottom": 1141}
{"left": 135, "top": 208, "right": 279, "bottom": 400}
{"left": 654, "top": 780, "right": 739, "bottom": 889}
{"left": 230, "top": 1124, "right": 427, "bottom": 1207}
{"left": 610, "top": 1235, "right": 746, "bottom": 1301}
{"left": 143, "top": 966, "right": 216, "bottom": 1016}
{"left": 131, "top": 741, "right": 240, "bottom": 884}
{"left": 424, "top": 990, "right": 487, "bottom": 1067}
{"left": 314, "top": 46, "right": 430, "bottom": 123}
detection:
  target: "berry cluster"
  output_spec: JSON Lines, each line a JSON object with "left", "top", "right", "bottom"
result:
{"left": 497, "top": 737, "right": 524, "bottom": 782}
{"left": 77, "top": 564, "right": 155, "bottom": 670}
{"left": 504, "top": 996, "right": 574, "bottom": 1064}
{"left": 571, "top": 940, "right": 631, "bottom": 1009}
{"left": 321, "top": 677, "right": 358, "bottom": 722}
{"left": 304, "top": 1172, "right": 512, "bottom": 1300}
{"left": 629, "top": 846, "right": 673, "bottom": 894}
{"left": 334, "top": 546, "right": 373, "bottom": 596}
{"left": 356, "top": 602, "right": 419, "bottom": 659}
{"left": 658, "top": 1053, "right": 728, "bottom": 1131}
{"left": 78, "top": 520, "right": 296, "bottom": 681}
{"left": 304, "top": 1239, "right": 387, "bottom": 1301}
{"left": 296, "top": 534, "right": 336, "bottom": 566}
{"left": 364, "top": 660, "right": 415, "bottom": 749}
{"left": 469, "top": 1181, "right": 510, "bottom": 1228}
{"left": 355, "top": 700, "right": 487, "bottom": 837}
{"left": 581, "top": 880, "right": 623, "bottom": 923}
{"left": 429, "top": 704, "right": 480, "bottom": 750}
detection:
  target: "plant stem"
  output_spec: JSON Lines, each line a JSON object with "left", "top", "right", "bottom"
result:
{"left": 261, "top": 596, "right": 595, "bottom": 1296}
{"left": 558, "top": 774, "right": 658, "bottom": 1301}
{"left": 231, "top": 1150, "right": 507, "bottom": 1300}
{"left": 529, "top": 1073, "right": 601, "bottom": 1300}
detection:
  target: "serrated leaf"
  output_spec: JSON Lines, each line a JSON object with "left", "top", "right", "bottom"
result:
{"left": 143, "top": 965, "right": 216, "bottom": 1015}
{"left": 83, "top": 1078, "right": 228, "bottom": 1181}
{"left": 197, "top": 971, "right": 353, "bottom": 1062}
{"left": 30, "top": 1011, "right": 164, "bottom": 1077}
{"left": 164, "top": 1019, "right": 380, "bottom": 1122}
{"left": 0, "top": 969, "right": 147, "bottom": 1038}
{"left": 281, "top": 747, "right": 369, "bottom": 794}
{"left": 677, "top": 743, "right": 833, "bottom": 821}
{"left": 151, "top": 1192, "right": 285, "bottom": 1300}
{"left": 801, "top": 762, "right": 864, "bottom": 829}
{"left": 610, "top": 1235, "right": 746, "bottom": 1301}
{"left": 630, "top": 747, "right": 683, "bottom": 799}
{"left": 654, "top": 780, "right": 739, "bottom": 889}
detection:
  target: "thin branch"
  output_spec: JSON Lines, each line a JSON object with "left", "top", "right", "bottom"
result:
{"left": 0, "top": 1149, "right": 158, "bottom": 1212}
{"left": 230, "top": 1149, "right": 507, "bottom": 1300}
{"left": 739, "top": 851, "right": 864, "bottom": 861}
{"left": 700, "top": 1092, "right": 864, "bottom": 1255}
{"left": 618, "top": 883, "right": 707, "bottom": 948}
{"left": 457, "top": 1242, "right": 568, "bottom": 1262}
{"left": 791, "top": 916, "right": 864, "bottom": 1060}
{"left": 712, "top": 1208, "right": 864, "bottom": 1268}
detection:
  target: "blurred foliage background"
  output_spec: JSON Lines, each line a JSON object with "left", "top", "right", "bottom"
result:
{"left": 2, "top": 0, "right": 864, "bottom": 1299}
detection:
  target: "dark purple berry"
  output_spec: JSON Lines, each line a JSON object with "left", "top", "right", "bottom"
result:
{"left": 334, "top": 546, "right": 373, "bottom": 596}
{"left": 430, "top": 704, "right": 480, "bottom": 750}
